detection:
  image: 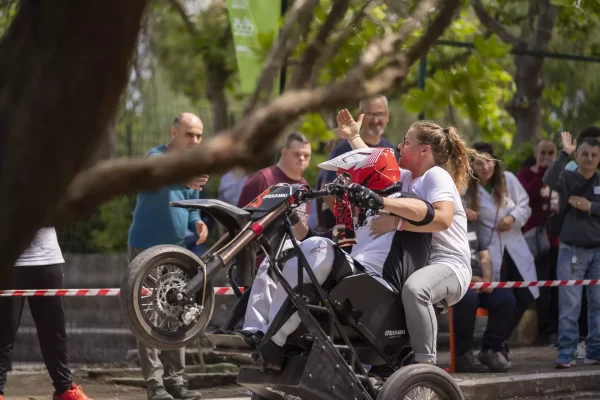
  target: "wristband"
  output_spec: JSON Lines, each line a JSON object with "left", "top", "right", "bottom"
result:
{"left": 348, "top": 135, "right": 361, "bottom": 141}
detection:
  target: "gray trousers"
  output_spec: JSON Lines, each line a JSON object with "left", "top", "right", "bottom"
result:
{"left": 401, "top": 263, "right": 463, "bottom": 364}
{"left": 128, "top": 247, "right": 186, "bottom": 389}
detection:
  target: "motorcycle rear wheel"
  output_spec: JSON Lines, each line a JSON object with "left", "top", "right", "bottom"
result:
{"left": 377, "top": 364, "right": 464, "bottom": 400}
{"left": 120, "top": 245, "right": 215, "bottom": 350}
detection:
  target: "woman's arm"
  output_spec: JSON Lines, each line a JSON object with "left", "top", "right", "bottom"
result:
{"left": 381, "top": 196, "right": 433, "bottom": 225}
{"left": 505, "top": 172, "right": 532, "bottom": 230}
{"left": 396, "top": 201, "right": 454, "bottom": 233}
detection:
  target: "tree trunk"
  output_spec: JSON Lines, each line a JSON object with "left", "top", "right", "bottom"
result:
{"left": 0, "top": 0, "right": 147, "bottom": 286}
{"left": 206, "top": 64, "right": 230, "bottom": 133}
{"left": 507, "top": 55, "right": 544, "bottom": 145}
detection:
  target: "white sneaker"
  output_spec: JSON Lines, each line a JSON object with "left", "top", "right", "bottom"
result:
{"left": 577, "top": 340, "right": 586, "bottom": 359}
{"left": 584, "top": 358, "right": 600, "bottom": 365}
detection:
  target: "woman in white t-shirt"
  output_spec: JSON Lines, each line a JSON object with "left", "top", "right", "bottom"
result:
{"left": 337, "top": 109, "right": 480, "bottom": 365}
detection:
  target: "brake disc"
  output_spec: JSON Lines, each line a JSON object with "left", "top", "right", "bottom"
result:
{"left": 153, "top": 270, "right": 189, "bottom": 320}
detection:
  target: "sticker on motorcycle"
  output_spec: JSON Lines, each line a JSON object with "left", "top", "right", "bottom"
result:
{"left": 243, "top": 184, "right": 295, "bottom": 213}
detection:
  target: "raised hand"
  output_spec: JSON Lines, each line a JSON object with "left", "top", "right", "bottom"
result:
{"left": 336, "top": 108, "right": 364, "bottom": 140}
{"left": 186, "top": 174, "right": 209, "bottom": 191}
{"left": 561, "top": 131, "right": 577, "bottom": 155}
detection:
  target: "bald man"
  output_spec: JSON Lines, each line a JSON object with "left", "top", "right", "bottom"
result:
{"left": 127, "top": 113, "right": 207, "bottom": 400}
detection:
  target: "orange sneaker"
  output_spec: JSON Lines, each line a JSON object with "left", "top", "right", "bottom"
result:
{"left": 53, "top": 383, "right": 94, "bottom": 400}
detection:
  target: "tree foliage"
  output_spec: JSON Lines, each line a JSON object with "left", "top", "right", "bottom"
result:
{"left": 146, "top": 0, "right": 600, "bottom": 153}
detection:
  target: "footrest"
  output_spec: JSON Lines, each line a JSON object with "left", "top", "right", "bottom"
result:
{"left": 205, "top": 333, "right": 253, "bottom": 350}
{"left": 213, "top": 347, "right": 255, "bottom": 365}
{"left": 205, "top": 333, "right": 257, "bottom": 365}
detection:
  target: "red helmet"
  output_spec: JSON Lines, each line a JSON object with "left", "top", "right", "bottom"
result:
{"left": 318, "top": 147, "right": 400, "bottom": 192}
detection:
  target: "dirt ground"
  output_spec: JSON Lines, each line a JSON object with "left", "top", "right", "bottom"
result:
{"left": 3, "top": 373, "right": 248, "bottom": 400}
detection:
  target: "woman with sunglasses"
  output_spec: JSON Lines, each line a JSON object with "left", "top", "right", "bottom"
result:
{"left": 336, "top": 109, "right": 481, "bottom": 366}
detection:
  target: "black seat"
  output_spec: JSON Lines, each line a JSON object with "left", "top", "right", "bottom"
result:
{"left": 170, "top": 199, "right": 251, "bottom": 232}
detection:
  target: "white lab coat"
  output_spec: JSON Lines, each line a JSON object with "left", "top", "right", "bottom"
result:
{"left": 476, "top": 172, "right": 539, "bottom": 299}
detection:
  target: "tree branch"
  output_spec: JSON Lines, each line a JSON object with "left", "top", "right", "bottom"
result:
{"left": 471, "top": 0, "right": 519, "bottom": 46}
{"left": 530, "top": 2, "right": 558, "bottom": 51}
{"left": 406, "top": 0, "right": 461, "bottom": 64}
{"left": 242, "top": 0, "right": 320, "bottom": 115}
{"left": 306, "top": 3, "right": 369, "bottom": 87}
{"left": 393, "top": 49, "right": 473, "bottom": 95}
{"left": 166, "top": 0, "right": 200, "bottom": 36}
{"left": 288, "top": 0, "right": 351, "bottom": 89}
{"left": 364, "top": 1, "right": 393, "bottom": 36}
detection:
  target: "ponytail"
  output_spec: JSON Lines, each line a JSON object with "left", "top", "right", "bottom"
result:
{"left": 412, "top": 122, "right": 484, "bottom": 194}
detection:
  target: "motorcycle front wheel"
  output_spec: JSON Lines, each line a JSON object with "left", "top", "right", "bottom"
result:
{"left": 120, "top": 245, "right": 215, "bottom": 350}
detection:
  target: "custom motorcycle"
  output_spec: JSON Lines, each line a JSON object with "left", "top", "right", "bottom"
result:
{"left": 120, "top": 176, "right": 464, "bottom": 400}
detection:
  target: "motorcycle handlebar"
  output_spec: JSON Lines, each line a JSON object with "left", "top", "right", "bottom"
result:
{"left": 296, "top": 183, "right": 348, "bottom": 203}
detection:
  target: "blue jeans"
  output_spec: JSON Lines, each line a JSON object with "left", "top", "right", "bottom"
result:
{"left": 556, "top": 243, "right": 600, "bottom": 361}
{"left": 452, "top": 288, "right": 516, "bottom": 356}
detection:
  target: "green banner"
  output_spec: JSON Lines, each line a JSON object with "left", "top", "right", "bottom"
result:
{"left": 226, "top": 0, "right": 281, "bottom": 94}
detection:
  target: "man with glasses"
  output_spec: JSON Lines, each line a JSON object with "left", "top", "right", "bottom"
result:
{"left": 317, "top": 95, "right": 398, "bottom": 230}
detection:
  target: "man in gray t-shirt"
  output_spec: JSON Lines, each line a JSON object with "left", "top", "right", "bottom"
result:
{"left": 0, "top": 228, "right": 94, "bottom": 400}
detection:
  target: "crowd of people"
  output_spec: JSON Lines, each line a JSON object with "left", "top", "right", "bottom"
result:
{"left": 1, "top": 99, "right": 599, "bottom": 400}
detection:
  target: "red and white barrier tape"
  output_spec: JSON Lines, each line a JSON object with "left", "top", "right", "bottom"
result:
{"left": 0, "top": 287, "right": 244, "bottom": 297}
{"left": 0, "top": 280, "right": 599, "bottom": 296}
{"left": 469, "top": 279, "right": 600, "bottom": 290}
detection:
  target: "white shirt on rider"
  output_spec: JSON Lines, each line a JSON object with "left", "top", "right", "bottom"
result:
{"left": 400, "top": 167, "right": 472, "bottom": 297}
{"left": 349, "top": 192, "right": 404, "bottom": 290}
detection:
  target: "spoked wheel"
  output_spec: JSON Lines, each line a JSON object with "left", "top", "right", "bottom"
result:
{"left": 377, "top": 364, "right": 464, "bottom": 400}
{"left": 120, "top": 245, "right": 215, "bottom": 350}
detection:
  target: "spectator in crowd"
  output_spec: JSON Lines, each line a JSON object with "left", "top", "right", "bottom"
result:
{"left": 451, "top": 219, "right": 515, "bottom": 372}
{"left": 565, "top": 127, "right": 600, "bottom": 171}
{"left": 214, "top": 167, "right": 249, "bottom": 236}
{"left": 237, "top": 132, "right": 312, "bottom": 221}
{"left": 464, "top": 142, "right": 539, "bottom": 366}
{"left": 517, "top": 139, "right": 560, "bottom": 345}
{"left": 543, "top": 131, "right": 600, "bottom": 368}
{"left": 563, "top": 127, "right": 600, "bottom": 358}
{"left": 0, "top": 228, "right": 93, "bottom": 400}
{"left": 319, "top": 95, "right": 398, "bottom": 230}
{"left": 128, "top": 112, "right": 208, "bottom": 400}
{"left": 218, "top": 167, "right": 248, "bottom": 206}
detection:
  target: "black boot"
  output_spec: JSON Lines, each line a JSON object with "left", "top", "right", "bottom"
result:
{"left": 165, "top": 385, "right": 202, "bottom": 400}
{"left": 147, "top": 387, "right": 174, "bottom": 400}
